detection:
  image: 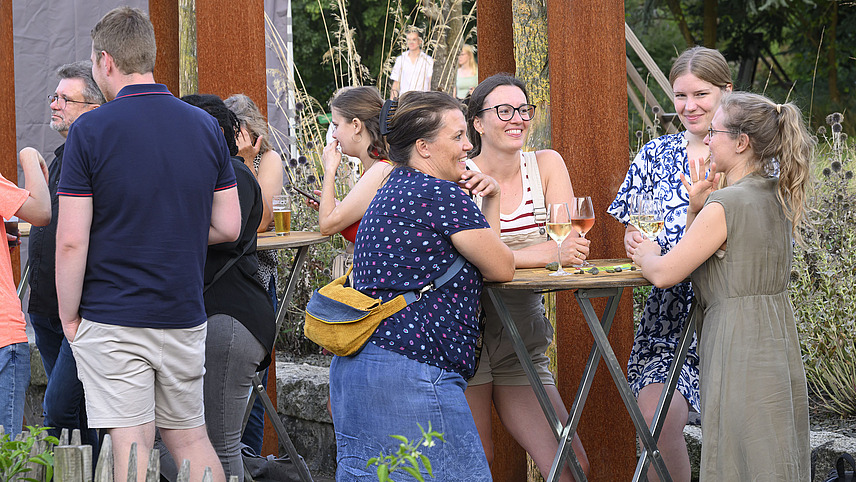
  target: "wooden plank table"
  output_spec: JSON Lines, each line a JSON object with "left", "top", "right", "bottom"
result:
{"left": 485, "top": 259, "right": 693, "bottom": 482}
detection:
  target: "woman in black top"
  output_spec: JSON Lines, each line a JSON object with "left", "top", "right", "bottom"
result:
{"left": 179, "top": 94, "right": 275, "bottom": 480}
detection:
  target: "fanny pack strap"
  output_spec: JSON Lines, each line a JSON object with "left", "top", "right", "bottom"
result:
{"left": 401, "top": 255, "right": 468, "bottom": 304}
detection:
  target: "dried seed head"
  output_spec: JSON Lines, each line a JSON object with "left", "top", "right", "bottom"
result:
{"left": 832, "top": 160, "right": 842, "bottom": 172}
{"left": 832, "top": 122, "right": 843, "bottom": 134}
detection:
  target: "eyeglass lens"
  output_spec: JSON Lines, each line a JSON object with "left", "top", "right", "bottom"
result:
{"left": 496, "top": 104, "right": 536, "bottom": 121}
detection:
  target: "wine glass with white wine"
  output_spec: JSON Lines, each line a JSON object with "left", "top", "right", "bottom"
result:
{"left": 631, "top": 193, "right": 665, "bottom": 241}
{"left": 571, "top": 196, "right": 595, "bottom": 267}
{"left": 546, "top": 203, "right": 573, "bottom": 276}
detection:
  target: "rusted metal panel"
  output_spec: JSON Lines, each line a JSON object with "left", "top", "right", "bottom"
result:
{"left": 195, "top": 0, "right": 267, "bottom": 116}
{"left": 547, "top": 1, "right": 636, "bottom": 480}
{"left": 0, "top": 0, "right": 20, "bottom": 283}
{"left": 477, "top": 0, "right": 515, "bottom": 80}
{"left": 150, "top": 0, "right": 181, "bottom": 95}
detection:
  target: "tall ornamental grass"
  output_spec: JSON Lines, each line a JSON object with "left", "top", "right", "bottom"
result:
{"left": 791, "top": 112, "right": 856, "bottom": 417}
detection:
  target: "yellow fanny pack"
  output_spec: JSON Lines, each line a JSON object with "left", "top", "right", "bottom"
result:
{"left": 304, "top": 256, "right": 466, "bottom": 356}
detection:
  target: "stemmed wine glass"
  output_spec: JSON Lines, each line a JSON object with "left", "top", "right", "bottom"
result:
{"left": 630, "top": 193, "right": 665, "bottom": 241}
{"left": 571, "top": 196, "right": 595, "bottom": 267}
{"left": 546, "top": 203, "right": 573, "bottom": 276}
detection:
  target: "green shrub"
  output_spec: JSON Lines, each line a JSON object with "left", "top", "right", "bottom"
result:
{"left": 0, "top": 426, "right": 58, "bottom": 482}
{"left": 791, "top": 113, "right": 856, "bottom": 416}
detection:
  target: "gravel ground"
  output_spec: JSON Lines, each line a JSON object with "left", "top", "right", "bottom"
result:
{"left": 810, "top": 400, "right": 856, "bottom": 439}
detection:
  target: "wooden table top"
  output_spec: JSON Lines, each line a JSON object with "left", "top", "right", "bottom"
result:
{"left": 257, "top": 231, "right": 329, "bottom": 251}
{"left": 485, "top": 258, "right": 651, "bottom": 291}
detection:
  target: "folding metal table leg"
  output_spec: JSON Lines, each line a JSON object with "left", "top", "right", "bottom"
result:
{"left": 486, "top": 289, "right": 587, "bottom": 482}
{"left": 548, "top": 288, "right": 621, "bottom": 482}
{"left": 634, "top": 312, "right": 695, "bottom": 479}
{"left": 274, "top": 245, "right": 311, "bottom": 332}
{"left": 575, "top": 289, "right": 672, "bottom": 482}
{"left": 250, "top": 374, "right": 314, "bottom": 482}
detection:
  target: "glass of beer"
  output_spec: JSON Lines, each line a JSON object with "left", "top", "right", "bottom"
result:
{"left": 273, "top": 194, "right": 292, "bottom": 236}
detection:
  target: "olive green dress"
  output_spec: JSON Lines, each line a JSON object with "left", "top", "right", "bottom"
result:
{"left": 691, "top": 175, "right": 810, "bottom": 481}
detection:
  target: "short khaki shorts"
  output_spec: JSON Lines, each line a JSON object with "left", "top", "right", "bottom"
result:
{"left": 468, "top": 291, "right": 555, "bottom": 387}
{"left": 70, "top": 318, "right": 207, "bottom": 429}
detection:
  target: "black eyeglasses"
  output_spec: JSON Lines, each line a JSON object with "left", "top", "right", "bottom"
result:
{"left": 708, "top": 127, "right": 738, "bottom": 138}
{"left": 477, "top": 103, "right": 536, "bottom": 122}
{"left": 48, "top": 94, "right": 98, "bottom": 108}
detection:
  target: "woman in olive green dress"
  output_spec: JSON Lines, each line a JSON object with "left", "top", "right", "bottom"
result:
{"left": 630, "top": 91, "right": 813, "bottom": 481}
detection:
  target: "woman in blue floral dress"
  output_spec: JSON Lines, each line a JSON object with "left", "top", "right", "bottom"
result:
{"left": 607, "top": 46, "right": 731, "bottom": 482}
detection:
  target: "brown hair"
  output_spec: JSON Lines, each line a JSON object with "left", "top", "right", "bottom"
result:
{"left": 91, "top": 7, "right": 156, "bottom": 75}
{"left": 330, "top": 86, "right": 388, "bottom": 161}
{"left": 224, "top": 94, "right": 273, "bottom": 155}
{"left": 385, "top": 91, "right": 464, "bottom": 166}
{"left": 465, "top": 73, "right": 529, "bottom": 157}
{"left": 669, "top": 46, "right": 732, "bottom": 89}
{"left": 719, "top": 91, "right": 814, "bottom": 234}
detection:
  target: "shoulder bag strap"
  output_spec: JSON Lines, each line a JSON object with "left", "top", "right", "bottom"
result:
{"left": 203, "top": 240, "right": 255, "bottom": 294}
{"left": 400, "top": 255, "right": 468, "bottom": 304}
{"left": 523, "top": 151, "right": 547, "bottom": 234}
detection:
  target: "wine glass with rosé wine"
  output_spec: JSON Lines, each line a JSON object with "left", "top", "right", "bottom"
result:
{"left": 546, "top": 203, "right": 573, "bottom": 276}
{"left": 570, "top": 196, "right": 595, "bottom": 267}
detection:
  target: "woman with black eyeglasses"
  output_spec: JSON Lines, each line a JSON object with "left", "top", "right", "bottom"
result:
{"left": 463, "top": 73, "right": 590, "bottom": 480}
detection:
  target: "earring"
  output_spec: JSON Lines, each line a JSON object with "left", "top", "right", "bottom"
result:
{"left": 352, "top": 133, "right": 362, "bottom": 143}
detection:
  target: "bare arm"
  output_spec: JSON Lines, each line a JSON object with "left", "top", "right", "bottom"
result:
{"left": 15, "top": 148, "right": 51, "bottom": 225}
{"left": 56, "top": 196, "right": 93, "bottom": 341}
{"left": 208, "top": 187, "right": 241, "bottom": 244}
{"left": 450, "top": 178, "right": 515, "bottom": 282}
{"left": 318, "top": 141, "right": 393, "bottom": 236}
{"left": 512, "top": 149, "right": 589, "bottom": 268}
{"left": 391, "top": 81, "right": 400, "bottom": 100}
{"left": 253, "top": 149, "right": 283, "bottom": 232}
{"left": 631, "top": 201, "right": 727, "bottom": 288}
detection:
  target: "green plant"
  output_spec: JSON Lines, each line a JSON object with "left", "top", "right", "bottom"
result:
{"left": 0, "top": 426, "right": 58, "bottom": 482}
{"left": 367, "top": 423, "right": 445, "bottom": 482}
{"left": 791, "top": 112, "right": 856, "bottom": 416}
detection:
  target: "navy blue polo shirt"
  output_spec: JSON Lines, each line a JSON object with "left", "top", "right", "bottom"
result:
{"left": 58, "top": 83, "right": 236, "bottom": 329}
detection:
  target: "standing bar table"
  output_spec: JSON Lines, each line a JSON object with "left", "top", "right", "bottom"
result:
{"left": 485, "top": 259, "right": 694, "bottom": 482}
{"left": 245, "top": 231, "right": 329, "bottom": 482}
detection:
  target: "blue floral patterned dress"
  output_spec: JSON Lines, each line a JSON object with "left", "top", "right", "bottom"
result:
{"left": 607, "top": 131, "right": 700, "bottom": 411}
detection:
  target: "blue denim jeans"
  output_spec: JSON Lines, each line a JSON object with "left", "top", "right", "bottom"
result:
{"left": 330, "top": 343, "right": 491, "bottom": 482}
{"left": 29, "top": 314, "right": 99, "bottom": 451}
{"left": 0, "top": 342, "right": 30, "bottom": 437}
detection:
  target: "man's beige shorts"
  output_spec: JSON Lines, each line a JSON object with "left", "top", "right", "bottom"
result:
{"left": 70, "top": 318, "right": 207, "bottom": 429}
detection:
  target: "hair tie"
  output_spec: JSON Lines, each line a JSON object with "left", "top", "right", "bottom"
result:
{"left": 379, "top": 99, "right": 398, "bottom": 136}
{"left": 775, "top": 103, "right": 782, "bottom": 114}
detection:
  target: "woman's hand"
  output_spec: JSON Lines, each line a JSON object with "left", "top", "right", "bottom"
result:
{"left": 629, "top": 237, "right": 661, "bottom": 264}
{"left": 237, "top": 127, "right": 262, "bottom": 162}
{"left": 305, "top": 189, "right": 322, "bottom": 211}
{"left": 680, "top": 158, "right": 720, "bottom": 215}
{"left": 322, "top": 140, "right": 343, "bottom": 173}
{"left": 458, "top": 170, "right": 500, "bottom": 198}
{"left": 562, "top": 236, "right": 591, "bottom": 265}
{"left": 624, "top": 227, "right": 644, "bottom": 258}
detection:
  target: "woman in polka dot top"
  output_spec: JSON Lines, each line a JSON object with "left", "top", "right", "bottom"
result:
{"left": 329, "top": 91, "right": 514, "bottom": 481}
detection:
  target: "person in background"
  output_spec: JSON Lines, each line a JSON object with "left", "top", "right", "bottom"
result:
{"left": 607, "top": 46, "right": 732, "bottom": 481}
{"left": 0, "top": 148, "right": 50, "bottom": 437}
{"left": 27, "top": 60, "right": 104, "bottom": 450}
{"left": 165, "top": 94, "right": 275, "bottom": 481}
{"left": 630, "top": 91, "right": 812, "bottom": 480}
{"left": 223, "top": 93, "right": 283, "bottom": 454}
{"left": 455, "top": 44, "right": 478, "bottom": 100}
{"left": 389, "top": 29, "right": 433, "bottom": 99}
{"left": 330, "top": 91, "right": 514, "bottom": 481}
{"left": 463, "top": 73, "right": 590, "bottom": 480}
{"left": 57, "top": 7, "right": 238, "bottom": 481}
{"left": 311, "top": 86, "right": 393, "bottom": 278}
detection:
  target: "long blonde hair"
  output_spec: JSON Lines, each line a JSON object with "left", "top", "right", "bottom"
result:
{"left": 459, "top": 44, "right": 478, "bottom": 73}
{"left": 720, "top": 92, "right": 814, "bottom": 234}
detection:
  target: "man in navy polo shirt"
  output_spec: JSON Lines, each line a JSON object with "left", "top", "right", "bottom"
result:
{"left": 56, "top": 7, "right": 239, "bottom": 482}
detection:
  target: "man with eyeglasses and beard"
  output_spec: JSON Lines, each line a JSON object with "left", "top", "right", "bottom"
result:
{"left": 27, "top": 60, "right": 104, "bottom": 451}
